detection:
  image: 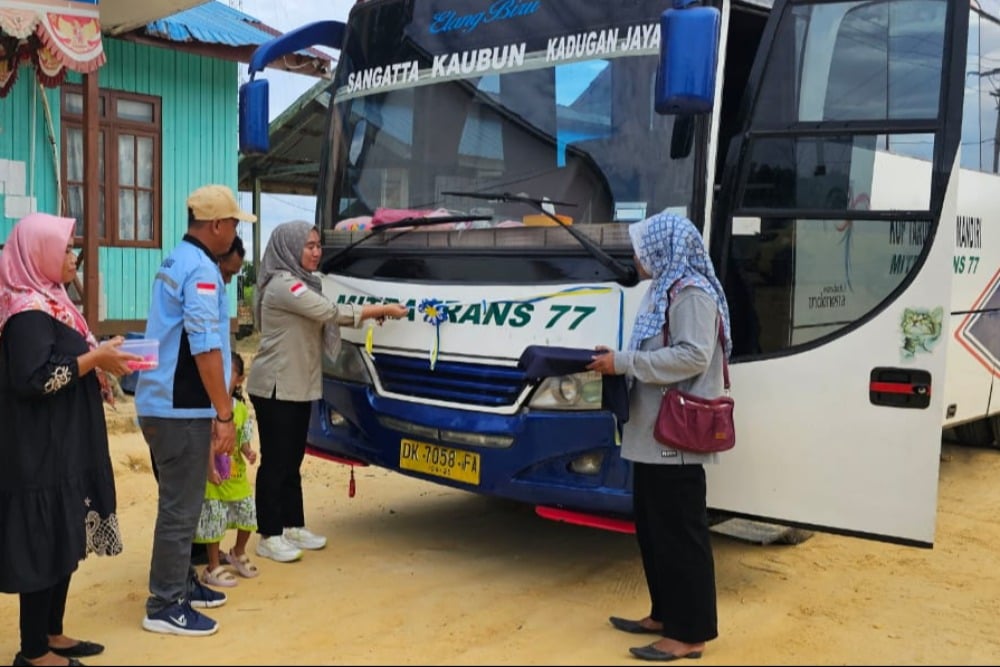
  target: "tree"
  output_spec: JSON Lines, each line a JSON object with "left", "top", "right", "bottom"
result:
{"left": 241, "top": 259, "right": 256, "bottom": 286}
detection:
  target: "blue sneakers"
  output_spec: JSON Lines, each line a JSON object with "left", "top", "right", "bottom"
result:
{"left": 142, "top": 600, "right": 218, "bottom": 636}
{"left": 189, "top": 578, "right": 227, "bottom": 609}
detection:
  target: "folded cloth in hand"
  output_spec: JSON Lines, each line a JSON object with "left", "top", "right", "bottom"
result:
{"left": 517, "top": 345, "right": 629, "bottom": 425}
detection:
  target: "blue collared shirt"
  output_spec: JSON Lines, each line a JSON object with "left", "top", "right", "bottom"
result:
{"left": 135, "top": 235, "right": 231, "bottom": 418}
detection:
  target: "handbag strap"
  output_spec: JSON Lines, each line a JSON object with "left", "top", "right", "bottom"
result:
{"left": 661, "top": 315, "right": 730, "bottom": 391}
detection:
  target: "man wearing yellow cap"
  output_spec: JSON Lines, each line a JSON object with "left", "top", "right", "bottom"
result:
{"left": 135, "top": 184, "right": 256, "bottom": 637}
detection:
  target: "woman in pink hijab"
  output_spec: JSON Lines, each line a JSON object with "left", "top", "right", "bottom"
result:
{"left": 0, "top": 213, "right": 139, "bottom": 667}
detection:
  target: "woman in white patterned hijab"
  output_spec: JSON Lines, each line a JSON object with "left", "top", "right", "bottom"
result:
{"left": 627, "top": 211, "right": 731, "bottom": 355}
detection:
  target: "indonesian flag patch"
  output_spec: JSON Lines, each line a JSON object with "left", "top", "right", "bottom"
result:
{"left": 290, "top": 282, "right": 308, "bottom": 297}
{"left": 196, "top": 282, "right": 216, "bottom": 296}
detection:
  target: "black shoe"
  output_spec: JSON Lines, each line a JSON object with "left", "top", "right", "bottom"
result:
{"left": 49, "top": 641, "right": 104, "bottom": 658}
{"left": 610, "top": 616, "right": 662, "bottom": 635}
{"left": 629, "top": 644, "right": 702, "bottom": 662}
{"left": 13, "top": 654, "right": 84, "bottom": 666}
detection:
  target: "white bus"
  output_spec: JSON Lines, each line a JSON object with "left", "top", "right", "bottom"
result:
{"left": 240, "top": 0, "right": 1000, "bottom": 547}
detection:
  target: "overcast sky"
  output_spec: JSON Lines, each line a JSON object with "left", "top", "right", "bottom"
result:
{"left": 231, "top": 0, "right": 357, "bottom": 258}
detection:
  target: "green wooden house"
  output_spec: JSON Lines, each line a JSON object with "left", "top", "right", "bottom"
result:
{"left": 0, "top": 0, "right": 329, "bottom": 334}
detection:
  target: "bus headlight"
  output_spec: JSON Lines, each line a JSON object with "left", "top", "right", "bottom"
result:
{"left": 528, "top": 371, "right": 602, "bottom": 410}
{"left": 558, "top": 376, "right": 580, "bottom": 402}
{"left": 322, "top": 342, "right": 372, "bottom": 385}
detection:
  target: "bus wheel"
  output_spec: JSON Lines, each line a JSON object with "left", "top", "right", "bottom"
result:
{"left": 954, "top": 418, "right": 996, "bottom": 448}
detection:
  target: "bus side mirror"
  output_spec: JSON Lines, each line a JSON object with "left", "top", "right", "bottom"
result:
{"left": 655, "top": 0, "right": 721, "bottom": 115}
{"left": 239, "top": 78, "right": 270, "bottom": 154}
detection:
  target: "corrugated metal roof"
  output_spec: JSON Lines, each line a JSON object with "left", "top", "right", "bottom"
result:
{"left": 144, "top": 1, "right": 326, "bottom": 59}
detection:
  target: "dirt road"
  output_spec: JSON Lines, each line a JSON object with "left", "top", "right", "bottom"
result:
{"left": 4, "top": 402, "right": 1000, "bottom": 665}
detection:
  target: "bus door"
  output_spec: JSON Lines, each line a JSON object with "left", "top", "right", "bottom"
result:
{"left": 708, "top": 0, "right": 966, "bottom": 546}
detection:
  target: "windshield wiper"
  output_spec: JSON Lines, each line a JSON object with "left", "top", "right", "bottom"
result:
{"left": 321, "top": 214, "right": 491, "bottom": 273}
{"left": 442, "top": 191, "right": 638, "bottom": 286}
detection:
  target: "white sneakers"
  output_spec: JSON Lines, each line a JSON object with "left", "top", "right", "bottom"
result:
{"left": 255, "top": 535, "right": 303, "bottom": 563}
{"left": 283, "top": 526, "right": 327, "bottom": 550}
{"left": 255, "top": 528, "right": 326, "bottom": 563}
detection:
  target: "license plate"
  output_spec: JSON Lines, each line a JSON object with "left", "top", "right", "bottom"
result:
{"left": 399, "top": 439, "right": 480, "bottom": 485}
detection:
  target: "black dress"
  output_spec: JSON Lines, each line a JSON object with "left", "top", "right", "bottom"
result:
{"left": 0, "top": 310, "right": 122, "bottom": 594}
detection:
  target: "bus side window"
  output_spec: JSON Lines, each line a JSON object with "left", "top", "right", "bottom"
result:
{"left": 824, "top": 1, "right": 945, "bottom": 123}
{"left": 961, "top": 8, "right": 1000, "bottom": 173}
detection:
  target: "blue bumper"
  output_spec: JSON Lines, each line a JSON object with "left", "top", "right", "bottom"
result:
{"left": 307, "top": 379, "right": 634, "bottom": 517}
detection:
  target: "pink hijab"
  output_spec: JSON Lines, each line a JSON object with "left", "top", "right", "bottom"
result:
{"left": 0, "top": 212, "right": 96, "bottom": 347}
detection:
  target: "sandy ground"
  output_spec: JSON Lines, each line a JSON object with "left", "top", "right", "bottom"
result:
{"left": 5, "top": 361, "right": 1000, "bottom": 665}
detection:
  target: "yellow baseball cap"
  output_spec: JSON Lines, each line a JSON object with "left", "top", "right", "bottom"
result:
{"left": 187, "top": 184, "right": 257, "bottom": 222}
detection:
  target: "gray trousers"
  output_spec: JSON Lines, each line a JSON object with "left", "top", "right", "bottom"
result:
{"left": 138, "top": 416, "right": 211, "bottom": 614}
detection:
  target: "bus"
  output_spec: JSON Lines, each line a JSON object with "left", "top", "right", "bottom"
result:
{"left": 239, "top": 0, "right": 1000, "bottom": 548}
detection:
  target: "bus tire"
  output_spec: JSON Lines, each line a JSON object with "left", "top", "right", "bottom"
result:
{"left": 954, "top": 418, "right": 996, "bottom": 448}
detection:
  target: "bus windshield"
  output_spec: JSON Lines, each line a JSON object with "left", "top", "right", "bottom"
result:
{"left": 316, "top": 1, "right": 694, "bottom": 276}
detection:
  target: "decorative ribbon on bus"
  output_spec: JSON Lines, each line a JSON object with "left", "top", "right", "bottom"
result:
{"left": 364, "top": 321, "right": 375, "bottom": 360}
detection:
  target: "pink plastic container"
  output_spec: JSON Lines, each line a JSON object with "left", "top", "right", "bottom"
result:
{"left": 120, "top": 338, "right": 159, "bottom": 371}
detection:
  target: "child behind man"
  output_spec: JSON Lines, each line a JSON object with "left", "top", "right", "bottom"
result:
{"left": 194, "top": 351, "right": 260, "bottom": 585}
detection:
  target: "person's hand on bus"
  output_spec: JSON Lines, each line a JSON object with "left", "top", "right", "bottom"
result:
{"left": 587, "top": 346, "right": 616, "bottom": 375}
{"left": 384, "top": 303, "right": 410, "bottom": 319}
{"left": 370, "top": 303, "right": 410, "bottom": 324}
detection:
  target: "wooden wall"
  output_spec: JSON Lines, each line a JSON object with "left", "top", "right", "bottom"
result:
{"left": 0, "top": 39, "right": 244, "bottom": 329}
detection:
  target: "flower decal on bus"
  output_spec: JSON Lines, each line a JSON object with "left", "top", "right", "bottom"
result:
{"left": 900, "top": 307, "right": 943, "bottom": 360}
{"left": 419, "top": 298, "right": 450, "bottom": 370}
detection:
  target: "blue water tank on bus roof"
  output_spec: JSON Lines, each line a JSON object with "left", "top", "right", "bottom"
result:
{"left": 655, "top": 0, "right": 721, "bottom": 115}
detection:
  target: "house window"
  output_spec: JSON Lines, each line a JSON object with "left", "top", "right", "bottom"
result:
{"left": 61, "top": 86, "right": 161, "bottom": 248}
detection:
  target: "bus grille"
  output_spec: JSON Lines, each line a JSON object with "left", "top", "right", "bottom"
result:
{"left": 374, "top": 353, "right": 526, "bottom": 407}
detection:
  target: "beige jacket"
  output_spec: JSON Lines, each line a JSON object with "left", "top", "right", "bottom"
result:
{"left": 246, "top": 271, "right": 361, "bottom": 402}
